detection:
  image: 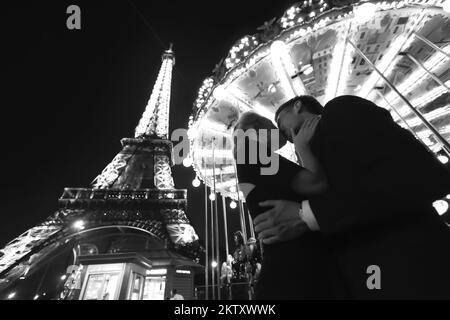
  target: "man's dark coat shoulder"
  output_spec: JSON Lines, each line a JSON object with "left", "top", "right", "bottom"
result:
{"left": 309, "top": 95, "right": 450, "bottom": 299}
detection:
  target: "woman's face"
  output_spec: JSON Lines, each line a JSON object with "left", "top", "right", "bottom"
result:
{"left": 234, "top": 115, "right": 287, "bottom": 159}
{"left": 251, "top": 118, "right": 287, "bottom": 151}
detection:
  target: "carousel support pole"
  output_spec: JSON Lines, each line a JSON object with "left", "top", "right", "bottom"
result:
{"left": 211, "top": 138, "right": 221, "bottom": 300}
{"left": 210, "top": 192, "right": 215, "bottom": 300}
{"left": 374, "top": 88, "right": 420, "bottom": 139}
{"left": 220, "top": 197, "right": 230, "bottom": 260}
{"left": 374, "top": 87, "right": 434, "bottom": 152}
{"left": 329, "top": 21, "right": 353, "bottom": 100}
{"left": 413, "top": 32, "right": 450, "bottom": 60}
{"left": 239, "top": 200, "right": 248, "bottom": 243}
{"left": 219, "top": 173, "right": 230, "bottom": 260}
{"left": 221, "top": 194, "right": 232, "bottom": 300}
{"left": 400, "top": 52, "right": 450, "bottom": 93}
{"left": 220, "top": 170, "right": 232, "bottom": 300}
{"left": 348, "top": 39, "right": 450, "bottom": 155}
{"left": 203, "top": 163, "right": 209, "bottom": 300}
{"left": 248, "top": 212, "right": 256, "bottom": 239}
{"left": 233, "top": 162, "right": 248, "bottom": 243}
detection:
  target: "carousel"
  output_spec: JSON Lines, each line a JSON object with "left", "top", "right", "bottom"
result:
{"left": 185, "top": 0, "right": 450, "bottom": 299}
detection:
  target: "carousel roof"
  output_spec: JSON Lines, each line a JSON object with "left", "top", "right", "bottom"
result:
{"left": 187, "top": 0, "right": 450, "bottom": 199}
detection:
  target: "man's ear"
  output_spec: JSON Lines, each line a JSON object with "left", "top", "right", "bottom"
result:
{"left": 293, "top": 100, "right": 303, "bottom": 114}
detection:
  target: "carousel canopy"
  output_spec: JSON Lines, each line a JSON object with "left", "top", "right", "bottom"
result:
{"left": 188, "top": 0, "right": 450, "bottom": 199}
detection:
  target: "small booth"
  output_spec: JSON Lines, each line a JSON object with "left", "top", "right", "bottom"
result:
{"left": 77, "top": 252, "right": 152, "bottom": 300}
{"left": 74, "top": 250, "right": 201, "bottom": 300}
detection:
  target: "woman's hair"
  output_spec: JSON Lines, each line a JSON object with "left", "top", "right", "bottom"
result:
{"left": 232, "top": 112, "right": 274, "bottom": 160}
{"left": 233, "top": 111, "right": 273, "bottom": 132}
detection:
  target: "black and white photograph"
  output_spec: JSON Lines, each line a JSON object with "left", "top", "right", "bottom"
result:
{"left": 2, "top": 0, "right": 450, "bottom": 308}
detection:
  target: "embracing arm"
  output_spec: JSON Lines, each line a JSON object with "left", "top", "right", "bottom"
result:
{"left": 291, "top": 144, "right": 328, "bottom": 195}
{"left": 290, "top": 117, "right": 328, "bottom": 196}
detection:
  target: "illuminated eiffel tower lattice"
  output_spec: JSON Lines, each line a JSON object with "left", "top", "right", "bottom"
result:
{"left": 0, "top": 46, "right": 200, "bottom": 293}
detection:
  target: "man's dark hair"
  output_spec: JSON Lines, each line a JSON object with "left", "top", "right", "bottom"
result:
{"left": 275, "top": 95, "right": 323, "bottom": 121}
{"left": 172, "top": 289, "right": 177, "bottom": 294}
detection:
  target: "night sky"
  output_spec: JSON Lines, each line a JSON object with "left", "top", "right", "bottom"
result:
{"left": 2, "top": 0, "right": 296, "bottom": 249}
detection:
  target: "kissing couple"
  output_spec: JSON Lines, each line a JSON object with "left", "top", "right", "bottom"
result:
{"left": 233, "top": 95, "right": 450, "bottom": 299}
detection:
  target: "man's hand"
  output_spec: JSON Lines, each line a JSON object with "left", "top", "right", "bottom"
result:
{"left": 254, "top": 200, "right": 310, "bottom": 245}
{"left": 290, "top": 116, "right": 320, "bottom": 151}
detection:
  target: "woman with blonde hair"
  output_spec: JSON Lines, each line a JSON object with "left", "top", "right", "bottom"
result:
{"left": 232, "top": 111, "right": 345, "bottom": 299}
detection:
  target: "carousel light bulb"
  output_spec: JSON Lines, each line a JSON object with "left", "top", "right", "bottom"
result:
{"left": 60, "top": 275, "right": 67, "bottom": 281}
{"left": 438, "top": 155, "right": 449, "bottom": 164}
{"left": 302, "top": 64, "right": 313, "bottom": 75}
{"left": 182, "top": 157, "right": 193, "bottom": 167}
{"left": 447, "top": 194, "right": 450, "bottom": 200}
{"left": 270, "top": 40, "right": 286, "bottom": 56}
{"left": 72, "top": 220, "right": 85, "bottom": 230}
{"left": 7, "top": 292, "right": 16, "bottom": 299}
{"left": 230, "top": 201, "right": 237, "bottom": 209}
{"left": 353, "top": 2, "right": 377, "bottom": 24}
{"left": 209, "top": 193, "right": 216, "bottom": 201}
{"left": 187, "top": 127, "right": 198, "bottom": 139}
{"left": 211, "top": 261, "right": 218, "bottom": 268}
{"left": 443, "top": 0, "right": 450, "bottom": 13}
{"left": 268, "top": 84, "right": 277, "bottom": 93}
{"left": 33, "top": 295, "right": 39, "bottom": 300}
{"left": 192, "top": 177, "right": 201, "bottom": 188}
{"left": 213, "top": 85, "right": 227, "bottom": 100}
{"left": 433, "top": 200, "right": 449, "bottom": 216}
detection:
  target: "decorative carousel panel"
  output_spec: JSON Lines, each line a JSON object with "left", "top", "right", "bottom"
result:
{"left": 189, "top": 0, "right": 450, "bottom": 199}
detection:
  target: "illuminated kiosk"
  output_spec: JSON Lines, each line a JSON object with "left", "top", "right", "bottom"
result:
{"left": 187, "top": 0, "right": 450, "bottom": 299}
{"left": 76, "top": 252, "right": 197, "bottom": 300}
{"left": 0, "top": 46, "right": 203, "bottom": 300}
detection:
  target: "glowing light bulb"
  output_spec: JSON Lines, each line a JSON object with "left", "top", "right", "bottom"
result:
{"left": 182, "top": 157, "right": 193, "bottom": 167}
{"left": 433, "top": 200, "right": 449, "bottom": 216}
{"left": 213, "top": 85, "right": 227, "bottom": 100}
{"left": 211, "top": 261, "right": 218, "bottom": 268}
{"left": 270, "top": 41, "right": 286, "bottom": 56}
{"left": 33, "top": 295, "right": 39, "bottom": 300}
{"left": 353, "top": 3, "right": 377, "bottom": 24}
{"left": 72, "top": 220, "right": 85, "bottom": 230}
{"left": 61, "top": 275, "right": 67, "bottom": 281}
{"left": 192, "top": 177, "right": 201, "bottom": 188}
{"left": 443, "top": 0, "right": 450, "bottom": 13}
{"left": 7, "top": 292, "right": 16, "bottom": 299}
{"left": 230, "top": 201, "right": 237, "bottom": 209}
{"left": 438, "top": 155, "right": 449, "bottom": 164}
{"left": 209, "top": 193, "right": 216, "bottom": 201}
{"left": 187, "top": 127, "right": 198, "bottom": 139}
{"left": 302, "top": 64, "right": 313, "bottom": 75}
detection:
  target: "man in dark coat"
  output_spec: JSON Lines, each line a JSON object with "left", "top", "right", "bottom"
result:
{"left": 254, "top": 95, "right": 450, "bottom": 299}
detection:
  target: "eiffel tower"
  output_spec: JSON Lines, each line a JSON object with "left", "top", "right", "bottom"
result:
{"left": 0, "top": 46, "right": 201, "bottom": 300}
